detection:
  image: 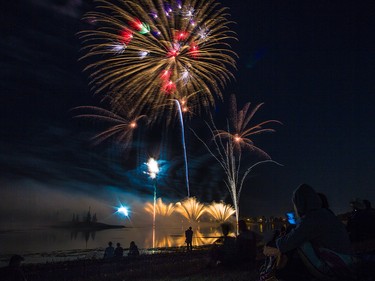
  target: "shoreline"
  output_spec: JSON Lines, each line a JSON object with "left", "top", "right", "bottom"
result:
{"left": 1, "top": 246, "right": 261, "bottom": 281}
{"left": 0, "top": 245, "right": 215, "bottom": 268}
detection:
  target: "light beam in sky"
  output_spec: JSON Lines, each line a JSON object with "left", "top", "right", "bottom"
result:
{"left": 175, "top": 99, "right": 190, "bottom": 197}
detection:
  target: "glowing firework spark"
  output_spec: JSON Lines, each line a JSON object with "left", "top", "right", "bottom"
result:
{"left": 79, "top": 0, "right": 237, "bottom": 123}
{"left": 72, "top": 105, "right": 147, "bottom": 150}
{"left": 192, "top": 95, "right": 282, "bottom": 232}
{"left": 144, "top": 198, "right": 176, "bottom": 217}
{"left": 175, "top": 197, "right": 206, "bottom": 222}
{"left": 204, "top": 201, "right": 235, "bottom": 222}
{"left": 214, "top": 94, "right": 282, "bottom": 157}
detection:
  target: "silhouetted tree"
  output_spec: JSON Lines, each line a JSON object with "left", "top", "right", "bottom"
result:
{"left": 86, "top": 207, "right": 92, "bottom": 223}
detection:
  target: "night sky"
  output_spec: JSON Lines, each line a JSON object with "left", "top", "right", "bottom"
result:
{"left": 1, "top": 0, "right": 374, "bottom": 223}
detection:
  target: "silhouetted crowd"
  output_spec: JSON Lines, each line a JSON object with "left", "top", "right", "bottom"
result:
{"left": 104, "top": 241, "right": 140, "bottom": 260}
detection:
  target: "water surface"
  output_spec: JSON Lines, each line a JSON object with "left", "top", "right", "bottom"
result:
{"left": 0, "top": 222, "right": 278, "bottom": 267}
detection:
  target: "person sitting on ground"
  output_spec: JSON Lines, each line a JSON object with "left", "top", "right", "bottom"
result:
{"left": 103, "top": 241, "right": 115, "bottom": 259}
{"left": 363, "top": 199, "right": 375, "bottom": 213}
{"left": 263, "top": 184, "right": 353, "bottom": 281}
{"left": 208, "top": 222, "right": 237, "bottom": 267}
{"left": 363, "top": 199, "right": 375, "bottom": 240}
{"left": 346, "top": 198, "right": 370, "bottom": 242}
{"left": 114, "top": 242, "right": 124, "bottom": 259}
{"left": 128, "top": 241, "right": 140, "bottom": 256}
{"left": 236, "top": 219, "right": 257, "bottom": 266}
{"left": 2, "top": 255, "right": 27, "bottom": 281}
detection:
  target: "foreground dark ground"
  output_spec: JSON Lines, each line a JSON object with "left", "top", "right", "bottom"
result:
{"left": 2, "top": 240, "right": 375, "bottom": 281}
{"left": 2, "top": 247, "right": 259, "bottom": 281}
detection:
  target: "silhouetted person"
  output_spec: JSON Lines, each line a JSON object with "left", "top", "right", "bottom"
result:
{"left": 263, "top": 184, "right": 352, "bottom": 280}
{"left": 3, "top": 255, "right": 27, "bottom": 281}
{"left": 317, "top": 192, "right": 335, "bottom": 215}
{"left": 236, "top": 220, "right": 257, "bottom": 266}
{"left": 363, "top": 199, "right": 375, "bottom": 212}
{"left": 346, "top": 198, "right": 370, "bottom": 242}
{"left": 185, "top": 226, "right": 193, "bottom": 251}
{"left": 104, "top": 241, "right": 114, "bottom": 259}
{"left": 128, "top": 241, "right": 139, "bottom": 256}
{"left": 208, "top": 223, "right": 236, "bottom": 267}
{"left": 114, "top": 242, "right": 124, "bottom": 258}
{"left": 363, "top": 199, "right": 375, "bottom": 239}
{"left": 348, "top": 199, "right": 375, "bottom": 242}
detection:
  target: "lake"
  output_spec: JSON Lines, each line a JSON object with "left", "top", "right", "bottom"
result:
{"left": 0, "top": 222, "right": 281, "bottom": 267}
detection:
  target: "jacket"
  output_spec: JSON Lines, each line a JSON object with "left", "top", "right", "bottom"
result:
{"left": 276, "top": 184, "right": 351, "bottom": 254}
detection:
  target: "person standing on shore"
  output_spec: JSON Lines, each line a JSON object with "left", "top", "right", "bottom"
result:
{"left": 185, "top": 226, "right": 193, "bottom": 251}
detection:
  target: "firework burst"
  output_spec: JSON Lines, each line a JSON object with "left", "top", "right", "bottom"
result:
{"left": 72, "top": 104, "right": 147, "bottom": 150}
{"left": 79, "top": 0, "right": 237, "bottom": 123}
{"left": 214, "top": 94, "right": 282, "bottom": 158}
{"left": 192, "top": 95, "right": 281, "bottom": 232}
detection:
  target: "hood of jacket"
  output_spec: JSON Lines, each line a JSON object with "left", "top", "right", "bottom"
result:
{"left": 292, "top": 184, "right": 322, "bottom": 217}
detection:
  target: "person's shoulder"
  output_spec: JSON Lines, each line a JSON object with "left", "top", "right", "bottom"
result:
{"left": 306, "top": 208, "right": 347, "bottom": 228}
{"left": 306, "top": 208, "right": 333, "bottom": 218}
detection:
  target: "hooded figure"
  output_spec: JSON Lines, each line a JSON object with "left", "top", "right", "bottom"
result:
{"left": 276, "top": 184, "right": 351, "bottom": 254}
